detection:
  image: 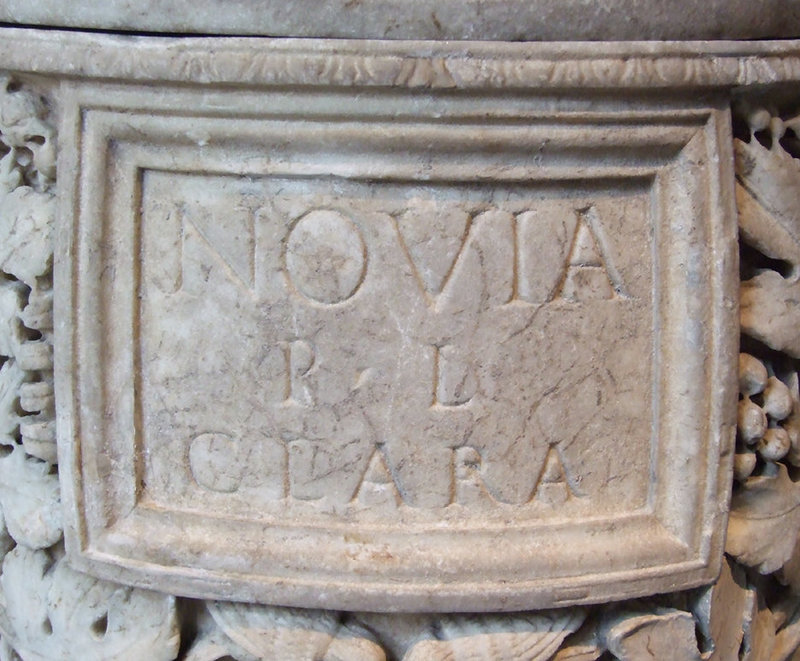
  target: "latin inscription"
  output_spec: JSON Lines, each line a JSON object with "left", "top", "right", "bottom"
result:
{"left": 62, "top": 95, "right": 732, "bottom": 609}
{"left": 139, "top": 173, "right": 653, "bottom": 516}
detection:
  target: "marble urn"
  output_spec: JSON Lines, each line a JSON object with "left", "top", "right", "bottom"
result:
{"left": 0, "top": 2, "right": 798, "bottom": 659}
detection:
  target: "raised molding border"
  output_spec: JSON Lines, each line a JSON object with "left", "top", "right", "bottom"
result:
{"left": 0, "top": 29, "right": 796, "bottom": 89}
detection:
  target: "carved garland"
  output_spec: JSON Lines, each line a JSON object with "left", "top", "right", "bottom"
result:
{"left": 0, "top": 75, "right": 798, "bottom": 660}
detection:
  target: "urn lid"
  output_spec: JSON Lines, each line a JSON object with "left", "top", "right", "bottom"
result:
{"left": 0, "top": 0, "right": 796, "bottom": 41}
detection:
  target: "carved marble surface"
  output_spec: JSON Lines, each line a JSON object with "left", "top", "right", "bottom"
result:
{"left": 1, "top": 30, "right": 800, "bottom": 90}
{"left": 54, "top": 77, "right": 734, "bottom": 612}
{"left": 0, "top": 30, "right": 798, "bottom": 660}
{"left": 0, "top": 0, "right": 797, "bottom": 41}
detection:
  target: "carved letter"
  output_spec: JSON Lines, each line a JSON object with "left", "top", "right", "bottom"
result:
{"left": 394, "top": 202, "right": 474, "bottom": 305}
{"left": 284, "top": 209, "right": 367, "bottom": 305}
{"left": 452, "top": 446, "right": 495, "bottom": 507}
{"left": 151, "top": 203, "right": 256, "bottom": 295}
{"left": 281, "top": 339, "right": 315, "bottom": 406}
{"left": 431, "top": 344, "right": 477, "bottom": 408}
{"left": 189, "top": 432, "right": 286, "bottom": 498}
{"left": 354, "top": 445, "right": 403, "bottom": 508}
{"left": 556, "top": 205, "right": 625, "bottom": 302}
{"left": 533, "top": 445, "right": 583, "bottom": 505}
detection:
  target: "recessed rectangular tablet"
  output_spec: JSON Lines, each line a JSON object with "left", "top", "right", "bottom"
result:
{"left": 56, "top": 83, "right": 737, "bottom": 612}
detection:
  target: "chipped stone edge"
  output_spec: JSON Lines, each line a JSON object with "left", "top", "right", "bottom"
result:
{"left": 0, "top": 28, "right": 797, "bottom": 90}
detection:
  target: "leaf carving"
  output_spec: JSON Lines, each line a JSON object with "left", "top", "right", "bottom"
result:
{"left": 551, "top": 619, "right": 603, "bottom": 661}
{"left": 0, "top": 281, "right": 27, "bottom": 361}
{"left": 771, "top": 604, "right": 800, "bottom": 661}
{"left": 602, "top": 609, "right": 701, "bottom": 660}
{"left": 741, "top": 272, "right": 800, "bottom": 358}
{"left": 0, "top": 361, "right": 25, "bottom": 447}
{"left": 736, "top": 133, "right": 800, "bottom": 357}
{"left": 0, "top": 546, "right": 179, "bottom": 661}
{"left": 735, "top": 138, "right": 800, "bottom": 268}
{"left": 0, "top": 186, "right": 54, "bottom": 289}
{"left": 692, "top": 556, "right": 748, "bottom": 660}
{"left": 740, "top": 586, "right": 776, "bottom": 661}
{"left": 207, "top": 601, "right": 386, "bottom": 661}
{"left": 402, "top": 610, "right": 586, "bottom": 661}
{"left": 0, "top": 444, "right": 61, "bottom": 549}
{"left": 727, "top": 463, "right": 800, "bottom": 574}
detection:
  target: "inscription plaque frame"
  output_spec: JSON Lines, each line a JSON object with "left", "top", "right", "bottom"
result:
{"left": 55, "top": 81, "right": 737, "bottom": 612}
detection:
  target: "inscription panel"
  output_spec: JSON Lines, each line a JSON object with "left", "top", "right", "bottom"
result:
{"left": 57, "top": 85, "right": 737, "bottom": 611}
{"left": 141, "top": 174, "right": 652, "bottom": 520}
